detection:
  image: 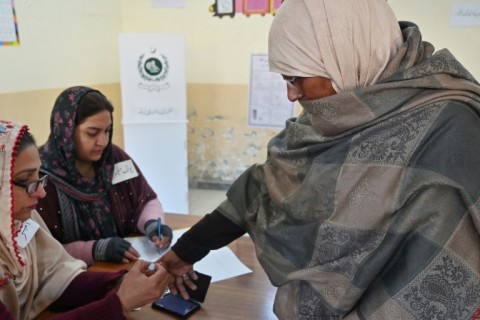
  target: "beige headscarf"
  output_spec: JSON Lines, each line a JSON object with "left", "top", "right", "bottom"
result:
{"left": 0, "top": 121, "right": 86, "bottom": 320}
{"left": 268, "top": 0, "right": 403, "bottom": 92}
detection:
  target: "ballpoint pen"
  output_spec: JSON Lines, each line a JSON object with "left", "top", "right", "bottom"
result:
{"left": 157, "top": 217, "right": 162, "bottom": 240}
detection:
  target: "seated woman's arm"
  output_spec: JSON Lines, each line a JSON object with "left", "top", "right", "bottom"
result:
{"left": 2, "top": 272, "right": 128, "bottom": 320}
{"left": 51, "top": 270, "right": 127, "bottom": 312}
{"left": 50, "top": 291, "right": 125, "bottom": 320}
{"left": 137, "top": 199, "right": 174, "bottom": 249}
{"left": 136, "top": 199, "right": 164, "bottom": 233}
{"left": 51, "top": 259, "right": 171, "bottom": 319}
{"left": 63, "top": 241, "right": 96, "bottom": 265}
{"left": 0, "top": 303, "right": 14, "bottom": 320}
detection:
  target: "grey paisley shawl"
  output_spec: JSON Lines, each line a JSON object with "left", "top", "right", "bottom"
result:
{"left": 218, "top": 22, "right": 480, "bottom": 319}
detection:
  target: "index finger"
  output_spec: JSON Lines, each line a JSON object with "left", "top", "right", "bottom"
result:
{"left": 157, "top": 236, "right": 171, "bottom": 249}
{"left": 174, "top": 275, "right": 191, "bottom": 300}
{"left": 128, "top": 246, "right": 140, "bottom": 256}
{"left": 124, "top": 247, "right": 139, "bottom": 262}
{"left": 150, "top": 235, "right": 162, "bottom": 246}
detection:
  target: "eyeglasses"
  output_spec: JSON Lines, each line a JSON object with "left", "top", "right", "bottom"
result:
{"left": 282, "top": 75, "right": 302, "bottom": 88}
{"left": 13, "top": 175, "right": 48, "bottom": 195}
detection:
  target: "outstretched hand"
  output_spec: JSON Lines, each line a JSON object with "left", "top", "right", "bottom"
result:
{"left": 158, "top": 250, "right": 197, "bottom": 300}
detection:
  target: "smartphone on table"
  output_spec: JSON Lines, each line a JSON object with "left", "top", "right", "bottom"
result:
{"left": 152, "top": 271, "right": 212, "bottom": 318}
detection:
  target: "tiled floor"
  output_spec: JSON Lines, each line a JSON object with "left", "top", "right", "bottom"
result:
{"left": 188, "top": 188, "right": 227, "bottom": 215}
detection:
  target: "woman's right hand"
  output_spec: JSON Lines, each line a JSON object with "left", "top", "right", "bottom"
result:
{"left": 116, "top": 260, "right": 172, "bottom": 312}
{"left": 158, "top": 250, "right": 197, "bottom": 300}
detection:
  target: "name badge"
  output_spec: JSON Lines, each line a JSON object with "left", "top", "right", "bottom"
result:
{"left": 16, "top": 219, "right": 40, "bottom": 248}
{"left": 112, "top": 159, "right": 139, "bottom": 185}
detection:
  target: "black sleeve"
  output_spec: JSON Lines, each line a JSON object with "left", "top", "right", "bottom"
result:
{"left": 171, "top": 210, "right": 246, "bottom": 264}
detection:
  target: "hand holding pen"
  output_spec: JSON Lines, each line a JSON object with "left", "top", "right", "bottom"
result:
{"left": 157, "top": 217, "right": 162, "bottom": 241}
{"left": 144, "top": 218, "right": 173, "bottom": 249}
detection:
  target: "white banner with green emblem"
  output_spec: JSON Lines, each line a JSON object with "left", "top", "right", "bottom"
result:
{"left": 119, "top": 34, "right": 188, "bottom": 214}
{"left": 119, "top": 33, "right": 186, "bottom": 123}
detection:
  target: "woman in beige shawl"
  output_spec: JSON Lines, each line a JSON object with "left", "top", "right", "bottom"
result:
{"left": 0, "top": 121, "right": 171, "bottom": 320}
{"left": 161, "top": 0, "right": 480, "bottom": 319}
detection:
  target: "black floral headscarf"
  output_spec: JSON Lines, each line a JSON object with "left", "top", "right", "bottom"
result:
{"left": 39, "top": 86, "right": 117, "bottom": 241}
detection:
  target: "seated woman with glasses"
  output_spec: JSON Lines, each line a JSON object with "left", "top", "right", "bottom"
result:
{"left": 36, "top": 86, "right": 173, "bottom": 265}
{"left": 12, "top": 174, "right": 48, "bottom": 194}
{"left": 0, "top": 121, "right": 171, "bottom": 319}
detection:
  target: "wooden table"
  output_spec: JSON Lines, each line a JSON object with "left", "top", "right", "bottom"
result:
{"left": 37, "top": 213, "right": 277, "bottom": 319}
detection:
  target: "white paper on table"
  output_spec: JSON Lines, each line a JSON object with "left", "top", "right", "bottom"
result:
{"left": 126, "top": 228, "right": 252, "bottom": 283}
{"left": 126, "top": 235, "right": 168, "bottom": 261}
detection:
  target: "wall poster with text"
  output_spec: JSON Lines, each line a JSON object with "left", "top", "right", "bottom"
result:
{"left": 0, "top": 0, "right": 19, "bottom": 46}
{"left": 248, "top": 53, "right": 294, "bottom": 129}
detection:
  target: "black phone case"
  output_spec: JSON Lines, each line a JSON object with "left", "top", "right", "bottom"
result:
{"left": 152, "top": 271, "right": 212, "bottom": 318}
{"left": 152, "top": 293, "right": 200, "bottom": 318}
{"left": 185, "top": 271, "right": 212, "bottom": 303}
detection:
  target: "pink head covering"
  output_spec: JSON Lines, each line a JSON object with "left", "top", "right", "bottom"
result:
{"left": 268, "top": 0, "right": 403, "bottom": 92}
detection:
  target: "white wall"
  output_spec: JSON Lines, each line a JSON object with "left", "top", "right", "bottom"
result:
{"left": 0, "top": 0, "right": 121, "bottom": 94}
{"left": 119, "top": 0, "right": 273, "bottom": 85}
{"left": 1, "top": 0, "right": 478, "bottom": 95}
{"left": 389, "top": 0, "right": 480, "bottom": 80}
